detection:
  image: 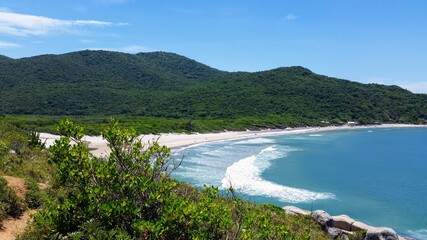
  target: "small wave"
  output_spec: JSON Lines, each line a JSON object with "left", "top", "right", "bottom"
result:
{"left": 201, "top": 146, "right": 233, "bottom": 157}
{"left": 260, "top": 146, "right": 276, "bottom": 153}
{"left": 233, "top": 138, "right": 276, "bottom": 145}
{"left": 308, "top": 134, "right": 323, "bottom": 137}
{"left": 407, "top": 229, "right": 427, "bottom": 239}
{"left": 368, "top": 130, "right": 373, "bottom": 133}
{"left": 221, "top": 146, "right": 335, "bottom": 203}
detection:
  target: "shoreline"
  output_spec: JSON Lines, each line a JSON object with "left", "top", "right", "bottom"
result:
{"left": 39, "top": 124, "right": 426, "bottom": 157}
{"left": 39, "top": 124, "right": 426, "bottom": 239}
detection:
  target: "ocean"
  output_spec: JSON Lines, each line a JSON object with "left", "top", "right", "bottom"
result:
{"left": 173, "top": 127, "right": 427, "bottom": 239}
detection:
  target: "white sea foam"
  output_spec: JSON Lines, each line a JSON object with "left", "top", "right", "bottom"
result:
{"left": 221, "top": 146, "right": 335, "bottom": 203}
{"left": 309, "top": 134, "right": 323, "bottom": 137}
{"left": 407, "top": 229, "right": 427, "bottom": 239}
{"left": 201, "top": 146, "right": 233, "bottom": 157}
{"left": 233, "top": 138, "right": 275, "bottom": 145}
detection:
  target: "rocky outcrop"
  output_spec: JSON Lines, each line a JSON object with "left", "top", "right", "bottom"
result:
{"left": 366, "top": 227, "right": 399, "bottom": 240}
{"left": 283, "top": 206, "right": 310, "bottom": 216}
{"left": 332, "top": 215, "right": 355, "bottom": 231}
{"left": 282, "top": 206, "right": 408, "bottom": 240}
{"left": 311, "top": 210, "right": 333, "bottom": 229}
{"left": 351, "top": 221, "right": 371, "bottom": 231}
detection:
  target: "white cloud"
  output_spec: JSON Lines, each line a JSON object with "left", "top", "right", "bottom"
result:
{"left": 286, "top": 14, "right": 297, "bottom": 20}
{"left": 0, "top": 41, "right": 20, "bottom": 48}
{"left": 399, "top": 82, "right": 427, "bottom": 94}
{"left": 0, "top": 11, "right": 128, "bottom": 36}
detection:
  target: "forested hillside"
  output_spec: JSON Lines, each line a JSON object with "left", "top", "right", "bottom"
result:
{"left": 1, "top": 50, "right": 426, "bottom": 124}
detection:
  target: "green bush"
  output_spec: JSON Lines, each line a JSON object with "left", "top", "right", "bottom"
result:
{"left": 25, "top": 179, "right": 45, "bottom": 209}
{"left": 0, "top": 177, "right": 26, "bottom": 227}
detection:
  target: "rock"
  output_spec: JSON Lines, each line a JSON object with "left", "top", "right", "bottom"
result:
{"left": 332, "top": 215, "right": 355, "bottom": 231}
{"left": 351, "top": 221, "right": 371, "bottom": 231}
{"left": 366, "top": 227, "right": 399, "bottom": 240}
{"left": 311, "top": 210, "right": 333, "bottom": 229}
{"left": 326, "top": 227, "right": 341, "bottom": 239}
{"left": 282, "top": 206, "right": 310, "bottom": 216}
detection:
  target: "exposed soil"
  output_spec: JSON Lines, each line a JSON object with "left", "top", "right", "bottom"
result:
{"left": 0, "top": 176, "right": 42, "bottom": 240}
{"left": 2, "top": 176, "right": 27, "bottom": 199}
{"left": 0, "top": 210, "right": 35, "bottom": 240}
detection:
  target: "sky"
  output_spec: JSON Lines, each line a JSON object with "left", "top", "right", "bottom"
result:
{"left": 0, "top": 0, "right": 426, "bottom": 93}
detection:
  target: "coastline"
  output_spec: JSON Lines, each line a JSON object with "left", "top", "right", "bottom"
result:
{"left": 38, "top": 124, "right": 426, "bottom": 239}
{"left": 39, "top": 124, "right": 426, "bottom": 157}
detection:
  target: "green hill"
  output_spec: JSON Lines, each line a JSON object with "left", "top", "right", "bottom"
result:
{"left": 1, "top": 50, "right": 426, "bottom": 124}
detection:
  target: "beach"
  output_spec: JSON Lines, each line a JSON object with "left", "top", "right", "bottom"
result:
{"left": 39, "top": 124, "right": 427, "bottom": 238}
{"left": 39, "top": 124, "right": 425, "bottom": 157}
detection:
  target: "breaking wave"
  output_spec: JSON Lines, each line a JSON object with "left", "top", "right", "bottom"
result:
{"left": 233, "top": 138, "right": 276, "bottom": 145}
{"left": 407, "top": 229, "right": 427, "bottom": 239}
{"left": 221, "top": 146, "right": 335, "bottom": 203}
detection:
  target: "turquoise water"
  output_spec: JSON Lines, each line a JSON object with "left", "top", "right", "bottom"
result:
{"left": 173, "top": 128, "right": 427, "bottom": 239}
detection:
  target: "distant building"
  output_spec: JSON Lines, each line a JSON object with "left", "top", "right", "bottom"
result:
{"left": 347, "top": 121, "right": 358, "bottom": 126}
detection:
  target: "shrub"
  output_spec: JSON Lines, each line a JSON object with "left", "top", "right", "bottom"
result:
{"left": 0, "top": 177, "right": 26, "bottom": 227}
{"left": 25, "top": 179, "right": 45, "bottom": 209}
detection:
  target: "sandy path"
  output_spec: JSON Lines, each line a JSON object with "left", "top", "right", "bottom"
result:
{"left": 2, "top": 176, "right": 27, "bottom": 199}
{"left": 0, "top": 211, "right": 34, "bottom": 240}
{"left": 0, "top": 176, "right": 37, "bottom": 240}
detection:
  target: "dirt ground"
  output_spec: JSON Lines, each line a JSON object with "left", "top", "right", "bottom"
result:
{"left": 0, "top": 176, "right": 37, "bottom": 240}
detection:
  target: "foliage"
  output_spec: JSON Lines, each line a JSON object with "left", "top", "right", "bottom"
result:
{"left": 25, "top": 179, "right": 46, "bottom": 209}
{"left": 347, "top": 230, "right": 367, "bottom": 240}
{"left": 0, "top": 50, "right": 425, "bottom": 125}
{"left": 0, "top": 177, "right": 26, "bottom": 227}
{"left": 27, "top": 131, "right": 46, "bottom": 149}
{"left": 0, "top": 121, "right": 55, "bottom": 183}
{"left": 21, "top": 119, "right": 329, "bottom": 239}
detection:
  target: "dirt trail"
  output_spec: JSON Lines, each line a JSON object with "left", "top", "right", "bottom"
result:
{"left": 2, "top": 176, "right": 27, "bottom": 199}
{"left": 0, "top": 176, "right": 37, "bottom": 240}
{"left": 0, "top": 210, "right": 35, "bottom": 240}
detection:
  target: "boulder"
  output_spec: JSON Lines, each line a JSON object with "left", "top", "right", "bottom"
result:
{"left": 282, "top": 206, "right": 310, "bottom": 216}
{"left": 311, "top": 210, "right": 333, "bottom": 229}
{"left": 366, "top": 227, "right": 399, "bottom": 240}
{"left": 326, "top": 227, "right": 342, "bottom": 239}
{"left": 351, "top": 221, "right": 371, "bottom": 231}
{"left": 332, "top": 215, "right": 355, "bottom": 231}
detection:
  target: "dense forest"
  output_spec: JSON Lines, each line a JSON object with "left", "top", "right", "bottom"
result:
{"left": 1, "top": 50, "right": 426, "bottom": 128}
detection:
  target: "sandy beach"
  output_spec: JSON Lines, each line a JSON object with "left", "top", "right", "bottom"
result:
{"left": 39, "top": 124, "right": 426, "bottom": 158}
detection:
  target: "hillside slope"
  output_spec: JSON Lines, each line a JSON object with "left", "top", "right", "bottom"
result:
{"left": 0, "top": 50, "right": 426, "bottom": 124}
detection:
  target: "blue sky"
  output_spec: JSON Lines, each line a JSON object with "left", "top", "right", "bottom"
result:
{"left": 1, "top": 0, "right": 426, "bottom": 93}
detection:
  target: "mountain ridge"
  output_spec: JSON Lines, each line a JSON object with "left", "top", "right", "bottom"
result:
{"left": 0, "top": 50, "right": 425, "bottom": 124}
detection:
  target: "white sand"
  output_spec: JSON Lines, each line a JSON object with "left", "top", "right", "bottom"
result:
{"left": 39, "top": 124, "right": 426, "bottom": 157}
